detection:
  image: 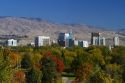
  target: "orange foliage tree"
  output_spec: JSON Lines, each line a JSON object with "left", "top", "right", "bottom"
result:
{"left": 44, "top": 52, "right": 64, "bottom": 73}
{"left": 41, "top": 52, "right": 64, "bottom": 82}
{"left": 13, "top": 71, "right": 26, "bottom": 83}
{"left": 75, "top": 62, "right": 93, "bottom": 82}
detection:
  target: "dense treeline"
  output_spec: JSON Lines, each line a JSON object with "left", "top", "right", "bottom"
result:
{"left": 0, "top": 45, "right": 125, "bottom": 83}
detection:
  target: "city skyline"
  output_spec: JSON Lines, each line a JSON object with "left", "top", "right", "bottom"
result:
{"left": 0, "top": 0, "right": 125, "bottom": 29}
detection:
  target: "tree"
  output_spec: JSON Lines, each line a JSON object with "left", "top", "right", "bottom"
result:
{"left": 88, "top": 47, "right": 105, "bottom": 66}
{"left": 99, "top": 46, "right": 111, "bottom": 64}
{"left": 13, "top": 70, "right": 26, "bottom": 83}
{"left": 64, "top": 50, "right": 76, "bottom": 69}
{"left": 0, "top": 48, "right": 21, "bottom": 83}
{"left": 75, "top": 62, "right": 93, "bottom": 82}
{"left": 90, "top": 70, "right": 113, "bottom": 83}
{"left": 21, "top": 53, "right": 32, "bottom": 69}
{"left": 41, "top": 52, "right": 56, "bottom": 83}
{"left": 26, "top": 67, "right": 42, "bottom": 83}
{"left": 105, "top": 64, "right": 123, "bottom": 82}
{"left": 51, "top": 55, "right": 64, "bottom": 73}
{"left": 41, "top": 56, "right": 56, "bottom": 83}
{"left": 41, "top": 52, "right": 64, "bottom": 82}
{"left": 111, "top": 46, "right": 125, "bottom": 65}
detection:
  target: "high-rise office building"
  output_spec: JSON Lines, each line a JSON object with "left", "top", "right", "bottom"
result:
{"left": 35, "top": 36, "right": 50, "bottom": 46}
{"left": 91, "top": 33, "right": 105, "bottom": 46}
{"left": 58, "top": 33, "right": 65, "bottom": 47}
{"left": 58, "top": 32, "right": 74, "bottom": 47}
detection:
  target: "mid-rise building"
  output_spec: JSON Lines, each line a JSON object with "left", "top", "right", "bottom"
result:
{"left": 58, "top": 32, "right": 74, "bottom": 47}
{"left": 7, "top": 39, "right": 17, "bottom": 46}
{"left": 91, "top": 33, "right": 105, "bottom": 46}
{"left": 35, "top": 36, "right": 50, "bottom": 46}
{"left": 74, "top": 40, "right": 89, "bottom": 47}
{"left": 74, "top": 40, "right": 79, "bottom": 46}
{"left": 100, "top": 37, "right": 106, "bottom": 46}
{"left": 113, "top": 37, "right": 119, "bottom": 46}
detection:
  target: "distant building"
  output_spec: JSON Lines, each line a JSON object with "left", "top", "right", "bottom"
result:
{"left": 57, "top": 33, "right": 65, "bottom": 47}
{"left": 74, "top": 40, "right": 79, "bottom": 46}
{"left": 113, "top": 37, "right": 119, "bottom": 46}
{"left": 91, "top": 33, "right": 105, "bottom": 46}
{"left": 105, "top": 38, "right": 113, "bottom": 46}
{"left": 100, "top": 37, "right": 106, "bottom": 46}
{"left": 58, "top": 32, "right": 74, "bottom": 47}
{"left": 52, "top": 40, "right": 57, "bottom": 44}
{"left": 74, "top": 40, "right": 89, "bottom": 47}
{"left": 27, "top": 42, "right": 35, "bottom": 46}
{"left": 7, "top": 39, "right": 17, "bottom": 46}
{"left": 82, "top": 41, "right": 89, "bottom": 47}
{"left": 35, "top": 36, "right": 50, "bottom": 46}
{"left": 0, "top": 40, "right": 6, "bottom": 46}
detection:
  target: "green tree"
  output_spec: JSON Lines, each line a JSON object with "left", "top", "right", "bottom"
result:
{"left": 41, "top": 53, "right": 57, "bottom": 83}
{"left": 88, "top": 47, "right": 105, "bottom": 66}
{"left": 99, "top": 46, "right": 111, "bottom": 64}
{"left": 90, "top": 70, "right": 113, "bottom": 83}
{"left": 26, "top": 67, "right": 42, "bottom": 83}
{"left": 64, "top": 50, "right": 76, "bottom": 69}
{"left": 111, "top": 46, "right": 125, "bottom": 65}
{"left": 21, "top": 52, "right": 32, "bottom": 69}
{"left": 104, "top": 63, "right": 124, "bottom": 82}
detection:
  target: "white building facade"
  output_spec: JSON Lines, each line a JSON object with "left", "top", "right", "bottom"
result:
{"left": 35, "top": 36, "right": 50, "bottom": 46}
{"left": 91, "top": 33, "right": 105, "bottom": 46}
{"left": 114, "top": 37, "right": 119, "bottom": 46}
{"left": 7, "top": 39, "right": 17, "bottom": 46}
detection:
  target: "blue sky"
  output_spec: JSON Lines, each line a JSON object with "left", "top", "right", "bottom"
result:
{"left": 0, "top": 0, "right": 125, "bottom": 29}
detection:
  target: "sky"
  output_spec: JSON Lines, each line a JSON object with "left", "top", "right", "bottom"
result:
{"left": 0, "top": 0, "right": 125, "bottom": 29}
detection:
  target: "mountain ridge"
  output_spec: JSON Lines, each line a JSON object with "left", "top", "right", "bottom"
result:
{"left": 0, "top": 16, "right": 124, "bottom": 45}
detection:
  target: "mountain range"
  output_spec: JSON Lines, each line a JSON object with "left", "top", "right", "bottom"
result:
{"left": 0, "top": 16, "right": 124, "bottom": 45}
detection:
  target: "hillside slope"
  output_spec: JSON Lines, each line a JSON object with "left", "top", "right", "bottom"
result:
{"left": 0, "top": 16, "right": 124, "bottom": 45}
